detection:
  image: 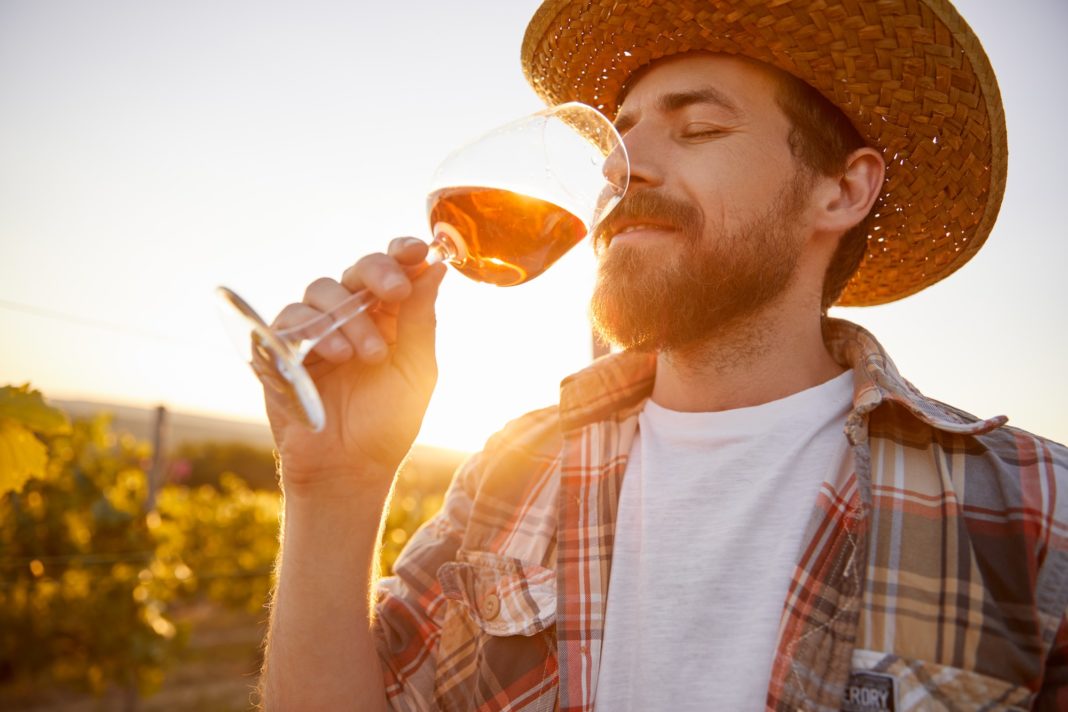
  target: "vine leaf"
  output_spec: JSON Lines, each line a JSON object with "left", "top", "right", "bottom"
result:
{"left": 0, "top": 418, "right": 48, "bottom": 494}
{"left": 0, "top": 384, "right": 71, "bottom": 494}
{"left": 0, "top": 384, "right": 72, "bottom": 436}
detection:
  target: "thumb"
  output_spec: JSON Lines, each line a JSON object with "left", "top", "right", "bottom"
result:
{"left": 393, "top": 262, "right": 447, "bottom": 376}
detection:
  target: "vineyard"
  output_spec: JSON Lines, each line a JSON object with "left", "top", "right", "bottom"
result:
{"left": 0, "top": 385, "right": 459, "bottom": 710}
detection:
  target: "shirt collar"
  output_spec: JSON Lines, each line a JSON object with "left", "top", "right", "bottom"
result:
{"left": 559, "top": 318, "right": 1007, "bottom": 439}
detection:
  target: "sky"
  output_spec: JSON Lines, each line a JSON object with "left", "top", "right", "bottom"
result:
{"left": 0, "top": 0, "right": 1065, "bottom": 453}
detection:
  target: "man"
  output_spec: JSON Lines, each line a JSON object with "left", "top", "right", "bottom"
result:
{"left": 258, "top": 1, "right": 1068, "bottom": 710}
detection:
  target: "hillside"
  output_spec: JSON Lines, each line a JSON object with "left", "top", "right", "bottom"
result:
{"left": 52, "top": 398, "right": 469, "bottom": 489}
{"left": 55, "top": 399, "right": 275, "bottom": 450}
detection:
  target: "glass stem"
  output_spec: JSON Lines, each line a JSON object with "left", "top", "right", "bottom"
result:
{"left": 279, "top": 239, "right": 453, "bottom": 361}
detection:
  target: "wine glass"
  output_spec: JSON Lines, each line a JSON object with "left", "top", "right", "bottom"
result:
{"left": 217, "top": 102, "right": 629, "bottom": 431}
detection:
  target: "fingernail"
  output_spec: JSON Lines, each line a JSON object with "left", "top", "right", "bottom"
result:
{"left": 363, "top": 336, "right": 385, "bottom": 358}
{"left": 383, "top": 274, "right": 406, "bottom": 292}
{"left": 326, "top": 335, "right": 351, "bottom": 355}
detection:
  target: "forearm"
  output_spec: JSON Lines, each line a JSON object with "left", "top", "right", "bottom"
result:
{"left": 261, "top": 478, "right": 393, "bottom": 711}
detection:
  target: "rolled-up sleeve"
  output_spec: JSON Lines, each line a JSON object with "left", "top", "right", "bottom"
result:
{"left": 372, "top": 453, "right": 480, "bottom": 711}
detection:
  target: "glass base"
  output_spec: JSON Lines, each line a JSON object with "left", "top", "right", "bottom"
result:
{"left": 215, "top": 286, "right": 326, "bottom": 432}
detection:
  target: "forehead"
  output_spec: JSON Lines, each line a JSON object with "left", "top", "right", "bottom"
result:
{"left": 616, "top": 53, "right": 782, "bottom": 117}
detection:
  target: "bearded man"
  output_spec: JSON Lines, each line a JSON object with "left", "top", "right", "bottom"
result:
{"left": 256, "top": 1, "right": 1068, "bottom": 711}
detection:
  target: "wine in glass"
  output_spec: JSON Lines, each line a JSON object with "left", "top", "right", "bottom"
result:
{"left": 217, "top": 102, "right": 629, "bottom": 431}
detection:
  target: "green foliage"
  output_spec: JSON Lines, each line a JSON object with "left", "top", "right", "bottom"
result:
{"left": 0, "top": 385, "right": 457, "bottom": 704}
{"left": 0, "top": 414, "right": 183, "bottom": 696}
{"left": 153, "top": 474, "right": 280, "bottom": 613}
{"left": 0, "top": 385, "right": 70, "bottom": 495}
{"left": 170, "top": 441, "right": 278, "bottom": 491}
{"left": 0, "top": 384, "right": 71, "bottom": 436}
{"left": 0, "top": 402, "right": 281, "bottom": 699}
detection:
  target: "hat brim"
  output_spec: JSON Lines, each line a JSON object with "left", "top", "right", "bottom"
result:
{"left": 521, "top": 0, "right": 1007, "bottom": 306}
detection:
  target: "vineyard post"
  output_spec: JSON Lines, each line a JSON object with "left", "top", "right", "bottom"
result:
{"left": 147, "top": 404, "right": 167, "bottom": 511}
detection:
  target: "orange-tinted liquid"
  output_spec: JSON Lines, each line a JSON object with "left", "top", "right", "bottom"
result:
{"left": 427, "top": 186, "right": 587, "bottom": 287}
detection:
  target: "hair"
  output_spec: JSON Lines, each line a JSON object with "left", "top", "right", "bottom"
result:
{"left": 770, "top": 69, "right": 876, "bottom": 312}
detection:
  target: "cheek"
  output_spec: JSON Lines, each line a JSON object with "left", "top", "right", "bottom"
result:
{"left": 656, "top": 148, "right": 729, "bottom": 231}
{"left": 729, "top": 139, "right": 788, "bottom": 188}
{"left": 717, "top": 145, "right": 798, "bottom": 225}
{"left": 685, "top": 150, "right": 751, "bottom": 235}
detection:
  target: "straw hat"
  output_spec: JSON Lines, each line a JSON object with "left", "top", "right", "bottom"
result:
{"left": 521, "top": 0, "right": 1007, "bottom": 306}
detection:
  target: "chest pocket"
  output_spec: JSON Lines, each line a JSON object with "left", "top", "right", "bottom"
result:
{"left": 433, "top": 550, "right": 558, "bottom": 712}
{"left": 843, "top": 650, "right": 1034, "bottom": 711}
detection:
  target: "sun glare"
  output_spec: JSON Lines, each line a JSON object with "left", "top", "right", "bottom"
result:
{"left": 0, "top": 0, "right": 1064, "bottom": 455}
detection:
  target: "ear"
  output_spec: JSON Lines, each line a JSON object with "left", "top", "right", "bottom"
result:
{"left": 811, "top": 147, "right": 885, "bottom": 235}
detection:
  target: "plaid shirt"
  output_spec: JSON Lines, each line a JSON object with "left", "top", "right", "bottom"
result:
{"left": 373, "top": 318, "right": 1068, "bottom": 711}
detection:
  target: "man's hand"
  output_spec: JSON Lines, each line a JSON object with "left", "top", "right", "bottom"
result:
{"left": 261, "top": 236, "right": 447, "bottom": 498}
{"left": 257, "top": 238, "right": 443, "bottom": 710}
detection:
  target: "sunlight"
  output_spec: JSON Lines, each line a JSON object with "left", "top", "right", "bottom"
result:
{"left": 0, "top": 0, "right": 1064, "bottom": 452}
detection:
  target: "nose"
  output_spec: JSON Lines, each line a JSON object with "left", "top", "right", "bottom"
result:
{"left": 615, "top": 123, "right": 662, "bottom": 191}
{"left": 603, "top": 144, "right": 629, "bottom": 193}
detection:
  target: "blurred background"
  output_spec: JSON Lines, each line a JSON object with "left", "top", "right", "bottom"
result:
{"left": 1, "top": 0, "right": 1065, "bottom": 708}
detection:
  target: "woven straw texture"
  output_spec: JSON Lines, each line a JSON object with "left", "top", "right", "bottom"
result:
{"left": 521, "top": 0, "right": 1007, "bottom": 306}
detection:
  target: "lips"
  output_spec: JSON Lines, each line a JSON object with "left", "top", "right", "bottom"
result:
{"left": 613, "top": 222, "right": 675, "bottom": 236}
{"left": 602, "top": 221, "right": 677, "bottom": 247}
{"left": 594, "top": 190, "right": 700, "bottom": 250}
{"left": 594, "top": 220, "right": 672, "bottom": 252}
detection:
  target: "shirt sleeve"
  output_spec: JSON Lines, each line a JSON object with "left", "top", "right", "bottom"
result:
{"left": 1033, "top": 436, "right": 1068, "bottom": 711}
{"left": 1034, "top": 609, "right": 1068, "bottom": 711}
{"left": 371, "top": 452, "right": 480, "bottom": 711}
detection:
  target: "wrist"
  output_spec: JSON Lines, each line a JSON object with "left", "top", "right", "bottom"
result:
{"left": 281, "top": 476, "right": 394, "bottom": 549}
{"left": 279, "top": 464, "right": 397, "bottom": 506}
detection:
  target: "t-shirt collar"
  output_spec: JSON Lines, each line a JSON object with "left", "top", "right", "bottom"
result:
{"left": 558, "top": 318, "right": 1007, "bottom": 439}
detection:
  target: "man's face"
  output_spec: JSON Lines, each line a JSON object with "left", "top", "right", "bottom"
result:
{"left": 590, "top": 53, "right": 815, "bottom": 352}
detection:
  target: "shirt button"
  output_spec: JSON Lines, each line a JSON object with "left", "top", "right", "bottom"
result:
{"left": 481, "top": 593, "right": 501, "bottom": 620}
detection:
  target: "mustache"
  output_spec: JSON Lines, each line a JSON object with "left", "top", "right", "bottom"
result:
{"left": 594, "top": 190, "right": 704, "bottom": 250}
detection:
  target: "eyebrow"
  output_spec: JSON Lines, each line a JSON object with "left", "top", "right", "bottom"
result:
{"left": 613, "top": 87, "right": 743, "bottom": 134}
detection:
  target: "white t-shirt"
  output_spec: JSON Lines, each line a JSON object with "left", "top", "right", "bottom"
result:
{"left": 594, "top": 371, "right": 855, "bottom": 711}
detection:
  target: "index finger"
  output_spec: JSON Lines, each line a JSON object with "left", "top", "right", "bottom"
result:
{"left": 339, "top": 238, "right": 433, "bottom": 294}
{"left": 388, "top": 236, "right": 431, "bottom": 263}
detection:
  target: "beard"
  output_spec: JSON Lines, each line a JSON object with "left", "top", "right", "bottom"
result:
{"left": 589, "top": 174, "right": 809, "bottom": 353}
